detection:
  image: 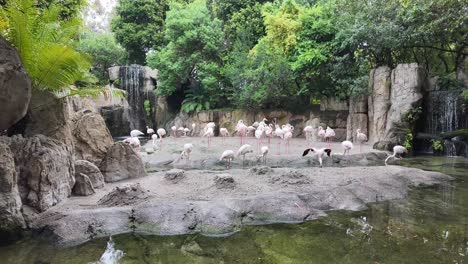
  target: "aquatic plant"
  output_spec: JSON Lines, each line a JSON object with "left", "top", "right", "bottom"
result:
{"left": 404, "top": 133, "right": 413, "bottom": 151}
{"left": 431, "top": 139, "right": 443, "bottom": 152}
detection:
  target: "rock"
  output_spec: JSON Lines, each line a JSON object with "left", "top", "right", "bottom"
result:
{"left": 373, "top": 141, "right": 396, "bottom": 151}
{"left": 250, "top": 166, "right": 273, "bottom": 175}
{"left": 368, "top": 66, "right": 392, "bottom": 144}
{"left": 108, "top": 66, "right": 120, "bottom": 81}
{"left": 71, "top": 110, "right": 114, "bottom": 165}
{"left": 2, "top": 135, "right": 75, "bottom": 212}
{"left": 320, "top": 97, "right": 349, "bottom": 111}
{"left": 75, "top": 160, "right": 104, "bottom": 189}
{"left": 99, "top": 105, "right": 130, "bottom": 137}
{"left": 100, "top": 142, "right": 147, "bottom": 182}
{"left": 214, "top": 174, "right": 236, "bottom": 189}
{"left": 0, "top": 36, "right": 32, "bottom": 131}
{"left": 98, "top": 184, "right": 150, "bottom": 207}
{"left": 384, "top": 63, "right": 424, "bottom": 143}
{"left": 164, "top": 169, "right": 186, "bottom": 183}
{"left": 347, "top": 113, "right": 368, "bottom": 141}
{"left": 155, "top": 96, "right": 172, "bottom": 129}
{"left": 0, "top": 142, "right": 26, "bottom": 232}
{"left": 73, "top": 173, "right": 95, "bottom": 196}
{"left": 181, "top": 241, "right": 203, "bottom": 256}
{"left": 270, "top": 170, "right": 312, "bottom": 185}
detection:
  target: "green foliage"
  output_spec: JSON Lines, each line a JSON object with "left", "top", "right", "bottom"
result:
{"left": 0, "top": 0, "right": 92, "bottom": 92}
{"left": 404, "top": 133, "right": 413, "bottom": 151}
{"left": 462, "top": 90, "right": 468, "bottom": 101}
{"left": 431, "top": 139, "right": 443, "bottom": 152}
{"left": 144, "top": 99, "right": 151, "bottom": 116}
{"left": 403, "top": 107, "right": 423, "bottom": 124}
{"left": 76, "top": 32, "right": 128, "bottom": 84}
{"left": 181, "top": 90, "right": 212, "bottom": 113}
{"left": 112, "top": 0, "right": 168, "bottom": 64}
{"left": 147, "top": 0, "right": 225, "bottom": 109}
{"left": 36, "top": 0, "right": 85, "bottom": 20}
{"left": 437, "top": 73, "right": 465, "bottom": 91}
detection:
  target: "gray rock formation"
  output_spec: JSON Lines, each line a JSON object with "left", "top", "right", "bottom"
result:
{"left": 0, "top": 142, "right": 26, "bottom": 231}
{"left": 0, "top": 37, "right": 31, "bottom": 131}
{"left": 75, "top": 160, "right": 104, "bottom": 189}
{"left": 73, "top": 173, "right": 95, "bottom": 196}
{"left": 347, "top": 95, "right": 368, "bottom": 141}
{"left": 164, "top": 169, "right": 186, "bottom": 183}
{"left": 1, "top": 135, "right": 75, "bottom": 212}
{"left": 320, "top": 97, "right": 349, "bottom": 111}
{"left": 99, "top": 105, "right": 130, "bottom": 137}
{"left": 368, "top": 66, "right": 392, "bottom": 144}
{"left": 214, "top": 174, "right": 236, "bottom": 189}
{"left": 108, "top": 66, "right": 120, "bottom": 81}
{"left": 71, "top": 110, "right": 114, "bottom": 165}
{"left": 100, "top": 142, "right": 147, "bottom": 182}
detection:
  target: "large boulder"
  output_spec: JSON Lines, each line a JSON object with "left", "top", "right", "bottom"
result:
{"left": 368, "top": 66, "right": 392, "bottom": 144}
{"left": 75, "top": 160, "right": 104, "bottom": 189}
{"left": 0, "top": 36, "right": 32, "bottom": 131}
{"left": 100, "top": 142, "right": 147, "bottom": 182}
{"left": 0, "top": 142, "right": 26, "bottom": 233}
{"left": 2, "top": 135, "right": 75, "bottom": 212}
{"left": 99, "top": 105, "right": 130, "bottom": 137}
{"left": 72, "top": 173, "right": 95, "bottom": 196}
{"left": 384, "top": 63, "right": 424, "bottom": 142}
{"left": 347, "top": 95, "right": 368, "bottom": 141}
{"left": 71, "top": 110, "right": 114, "bottom": 165}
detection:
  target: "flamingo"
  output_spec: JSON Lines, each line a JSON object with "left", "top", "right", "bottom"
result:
{"left": 183, "top": 127, "right": 190, "bottom": 137}
{"left": 283, "top": 131, "right": 292, "bottom": 154}
{"left": 237, "top": 144, "right": 253, "bottom": 167}
{"left": 177, "top": 127, "right": 185, "bottom": 137}
{"left": 191, "top": 123, "right": 196, "bottom": 136}
{"left": 220, "top": 127, "right": 230, "bottom": 143}
{"left": 205, "top": 122, "right": 215, "bottom": 132}
{"left": 171, "top": 126, "right": 177, "bottom": 137}
{"left": 157, "top": 128, "right": 166, "bottom": 148}
{"left": 303, "top": 126, "right": 313, "bottom": 142}
{"left": 123, "top": 137, "right": 140, "bottom": 150}
{"left": 203, "top": 127, "right": 214, "bottom": 148}
{"left": 356, "top": 129, "right": 368, "bottom": 152}
{"left": 130, "top": 129, "right": 144, "bottom": 138}
{"left": 151, "top": 134, "right": 158, "bottom": 149}
{"left": 342, "top": 140, "right": 353, "bottom": 156}
{"left": 177, "top": 143, "right": 194, "bottom": 164}
{"left": 146, "top": 126, "right": 155, "bottom": 139}
{"left": 274, "top": 125, "right": 284, "bottom": 155}
{"left": 325, "top": 126, "right": 335, "bottom": 147}
{"left": 385, "top": 145, "right": 408, "bottom": 165}
{"left": 302, "top": 147, "right": 332, "bottom": 168}
{"left": 260, "top": 146, "right": 269, "bottom": 164}
{"left": 265, "top": 124, "right": 274, "bottom": 145}
{"left": 220, "top": 150, "right": 235, "bottom": 169}
{"left": 317, "top": 126, "right": 325, "bottom": 142}
{"left": 246, "top": 126, "right": 256, "bottom": 137}
{"left": 235, "top": 120, "right": 248, "bottom": 145}
{"left": 255, "top": 126, "right": 265, "bottom": 151}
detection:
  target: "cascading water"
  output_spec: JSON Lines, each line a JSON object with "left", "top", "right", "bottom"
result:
{"left": 119, "top": 65, "right": 146, "bottom": 131}
{"left": 90, "top": 236, "right": 125, "bottom": 264}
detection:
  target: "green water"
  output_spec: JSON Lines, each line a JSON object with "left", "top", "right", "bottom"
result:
{"left": 1, "top": 157, "right": 467, "bottom": 264}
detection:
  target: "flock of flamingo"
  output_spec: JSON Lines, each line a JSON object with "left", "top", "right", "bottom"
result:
{"left": 122, "top": 118, "right": 408, "bottom": 168}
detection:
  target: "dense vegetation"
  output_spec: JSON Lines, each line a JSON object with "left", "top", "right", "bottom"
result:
{"left": 111, "top": 0, "right": 466, "bottom": 112}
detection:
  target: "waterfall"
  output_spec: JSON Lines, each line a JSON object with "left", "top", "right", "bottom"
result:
{"left": 120, "top": 65, "right": 146, "bottom": 131}
{"left": 425, "top": 90, "right": 467, "bottom": 135}
{"left": 90, "top": 236, "right": 125, "bottom": 264}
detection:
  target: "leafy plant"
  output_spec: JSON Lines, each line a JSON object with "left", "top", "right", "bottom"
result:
{"left": 404, "top": 107, "right": 423, "bottom": 124}
{"left": 431, "top": 139, "right": 443, "bottom": 152}
{"left": 403, "top": 133, "right": 413, "bottom": 151}
{"left": 144, "top": 100, "right": 151, "bottom": 117}
{"left": 462, "top": 90, "right": 468, "bottom": 101}
{"left": 181, "top": 91, "right": 211, "bottom": 113}
{"left": 0, "top": 0, "right": 108, "bottom": 97}
{"left": 437, "top": 73, "right": 465, "bottom": 90}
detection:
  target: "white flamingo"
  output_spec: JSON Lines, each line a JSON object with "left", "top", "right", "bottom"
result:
{"left": 220, "top": 127, "right": 230, "bottom": 144}
{"left": 356, "top": 129, "right": 368, "bottom": 152}
{"left": 183, "top": 127, "right": 190, "bottom": 137}
{"left": 171, "top": 126, "right": 177, "bottom": 137}
{"left": 235, "top": 120, "right": 248, "bottom": 145}
{"left": 220, "top": 150, "right": 235, "bottom": 169}
{"left": 302, "top": 147, "right": 332, "bottom": 168}
{"left": 255, "top": 126, "right": 265, "bottom": 151}
{"left": 203, "top": 127, "right": 214, "bottom": 148}
{"left": 123, "top": 137, "right": 140, "bottom": 149}
{"left": 246, "top": 126, "right": 256, "bottom": 137}
{"left": 191, "top": 123, "right": 196, "bottom": 136}
{"left": 157, "top": 128, "right": 166, "bottom": 148}
{"left": 177, "top": 127, "right": 185, "bottom": 136}
{"left": 237, "top": 144, "right": 253, "bottom": 166}
{"left": 342, "top": 140, "right": 353, "bottom": 156}
{"left": 151, "top": 134, "right": 158, "bottom": 148}
{"left": 274, "top": 125, "right": 284, "bottom": 155}
{"left": 130, "top": 129, "right": 144, "bottom": 138}
{"left": 177, "top": 143, "right": 194, "bottom": 164}
{"left": 325, "top": 126, "right": 335, "bottom": 147}
{"left": 283, "top": 130, "right": 292, "bottom": 154}
{"left": 317, "top": 126, "right": 326, "bottom": 142}
{"left": 385, "top": 145, "right": 408, "bottom": 165}
{"left": 260, "top": 146, "right": 269, "bottom": 164}
{"left": 265, "top": 124, "right": 274, "bottom": 146}
{"left": 146, "top": 126, "right": 155, "bottom": 138}
{"left": 303, "top": 125, "right": 313, "bottom": 141}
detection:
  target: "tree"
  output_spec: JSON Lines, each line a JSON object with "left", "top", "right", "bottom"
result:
{"left": 76, "top": 32, "right": 128, "bottom": 84}
{"left": 0, "top": 0, "right": 111, "bottom": 97}
{"left": 112, "top": 0, "right": 168, "bottom": 64}
{"left": 147, "top": 0, "right": 225, "bottom": 112}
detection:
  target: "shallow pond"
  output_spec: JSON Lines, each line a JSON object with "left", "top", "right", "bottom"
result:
{"left": 0, "top": 156, "right": 467, "bottom": 264}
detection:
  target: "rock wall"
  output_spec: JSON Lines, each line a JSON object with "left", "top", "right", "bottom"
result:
{"left": 367, "top": 63, "right": 426, "bottom": 148}
{"left": 0, "top": 36, "right": 31, "bottom": 131}
{"left": 171, "top": 106, "right": 349, "bottom": 140}
{"left": 346, "top": 95, "right": 368, "bottom": 141}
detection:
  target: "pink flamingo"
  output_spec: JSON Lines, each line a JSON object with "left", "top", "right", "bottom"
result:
{"left": 325, "top": 126, "right": 335, "bottom": 147}
{"left": 283, "top": 131, "right": 292, "bottom": 154}
{"left": 235, "top": 120, "right": 247, "bottom": 145}
{"left": 203, "top": 127, "right": 214, "bottom": 148}
{"left": 220, "top": 127, "right": 230, "bottom": 144}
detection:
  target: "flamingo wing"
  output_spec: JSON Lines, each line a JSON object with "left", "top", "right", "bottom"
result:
{"left": 302, "top": 149, "right": 312, "bottom": 156}
{"left": 324, "top": 149, "right": 332, "bottom": 157}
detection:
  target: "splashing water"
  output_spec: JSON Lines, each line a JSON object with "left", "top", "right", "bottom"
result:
{"left": 90, "top": 237, "right": 124, "bottom": 264}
